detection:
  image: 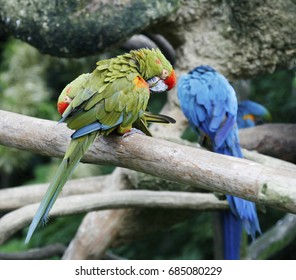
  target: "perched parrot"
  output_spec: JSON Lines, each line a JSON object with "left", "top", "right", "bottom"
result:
{"left": 57, "top": 73, "right": 176, "bottom": 136}
{"left": 25, "top": 48, "right": 176, "bottom": 243}
{"left": 177, "top": 65, "right": 261, "bottom": 260}
{"left": 237, "top": 100, "right": 271, "bottom": 129}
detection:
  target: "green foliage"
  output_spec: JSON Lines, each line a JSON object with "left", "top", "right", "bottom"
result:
{"left": 0, "top": 39, "right": 53, "bottom": 117}
{"left": 0, "top": 145, "right": 32, "bottom": 174}
{"left": 0, "top": 39, "right": 55, "bottom": 176}
{"left": 24, "top": 215, "right": 85, "bottom": 248}
{"left": 113, "top": 213, "right": 214, "bottom": 260}
{"left": 0, "top": 215, "right": 84, "bottom": 259}
{"left": 181, "top": 126, "right": 199, "bottom": 142}
{"left": 0, "top": 238, "right": 29, "bottom": 253}
{"left": 249, "top": 69, "right": 296, "bottom": 123}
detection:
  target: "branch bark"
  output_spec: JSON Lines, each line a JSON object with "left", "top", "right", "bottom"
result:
{"left": 0, "top": 175, "right": 110, "bottom": 211}
{"left": 246, "top": 213, "right": 296, "bottom": 260}
{"left": 0, "top": 244, "right": 66, "bottom": 260}
{"left": 1, "top": 148, "right": 294, "bottom": 259}
{"left": 239, "top": 124, "right": 296, "bottom": 163}
{"left": 0, "top": 110, "right": 295, "bottom": 213}
{"left": 0, "top": 189, "right": 226, "bottom": 245}
{"left": 62, "top": 209, "right": 127, "bottom": 260}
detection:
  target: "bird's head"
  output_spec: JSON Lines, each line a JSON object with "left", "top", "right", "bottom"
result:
{"left": 132, "top": 48, "right": 176, "bottom": 93}
{"left": 57, "top": 73, "right": 91, "bottom": 115}
{"left": 239, "top": 100, "right": 272, "bottom": 124}
{"left": 57, "top": 86, "right": 73, "bottom": 115}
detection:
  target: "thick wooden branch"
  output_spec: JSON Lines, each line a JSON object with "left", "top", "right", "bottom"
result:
{"left": 63, "top": 209, "right": 127, "bottom": 260}
{"left": 239, "top": 124, "right": 296, "bottom": 163}
{"left": 0, "top": 110, "right": 295, "bottom": 213}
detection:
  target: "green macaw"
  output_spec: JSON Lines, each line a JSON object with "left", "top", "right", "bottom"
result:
{"left": 25, "top": 48, "right": 176, "bottom": 243}
{"left": 57, "top": 73, "right": 176, "bottom": 136}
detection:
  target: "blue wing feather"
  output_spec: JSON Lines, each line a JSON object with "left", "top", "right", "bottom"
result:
{"left": 71, "top": 114, "right": 124, "bottom": 139}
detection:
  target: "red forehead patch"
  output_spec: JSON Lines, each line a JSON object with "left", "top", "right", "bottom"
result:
{"left": 156, "top": 59, "right": 161, "bottom": 64}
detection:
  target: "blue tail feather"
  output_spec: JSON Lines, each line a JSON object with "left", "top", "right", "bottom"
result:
{"left": 228, "top": 196, "right": 261, "bottom": 240}
{"left": 216, "top": 130, "right": 261, "bottom": 258}
{"left": 221, "top": 210, "right": 242, "bottom": 260}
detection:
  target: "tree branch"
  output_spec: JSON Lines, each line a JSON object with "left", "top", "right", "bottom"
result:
{"left": 62, "top": 209, "right": 127, "bottom": 260}
{"left": 0, "top": 244, "right": 66, "bottom": 260}
{"left": 0, "top": 189, "right": 227, "bottom": 245}
{"left": 0, "top": 175, "right": 110, "bottom": 211}
{"left": 0, "top": 110, "right": 295, "bottom": 213}
{"left": 242, "top": 149, "right": 296, "bottom": 174}
{"left": 246, "top": 213, "right": 296, "bottom": 260}
{"left": 239, "top": 124, "right": 296, "bottom": 163}
{"left": 0, "top": 243, "right": 124, "bottom": 260}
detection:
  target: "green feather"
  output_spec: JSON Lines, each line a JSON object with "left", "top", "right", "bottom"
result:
{"left": 25, "top": 133, "right": 97, "bottom": 243}
{"left": 143, "top": 111, "right": 176, "bottom": 124}
{"left": 67, "top": 108, "right": 97, "bottom": 130}
{"left": 104, "top": 91, "right": 122, "bottom": 111}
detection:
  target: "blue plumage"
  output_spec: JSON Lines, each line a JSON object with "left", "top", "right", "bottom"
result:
{"left": 237, "top": 100, "right": 271, "bottom": 128}
{"left": 71, "top": 114, "right": 124, "bottom": 139}
{"left": 177, "top": 65, "right": 261, "bottom": 259}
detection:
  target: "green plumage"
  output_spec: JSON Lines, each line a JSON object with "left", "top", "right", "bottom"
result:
{"left": 134, "top": 112, "right": 176, "bottom": 136}
{"left": 25, "top": 48, "right": 175, "bottom": 243}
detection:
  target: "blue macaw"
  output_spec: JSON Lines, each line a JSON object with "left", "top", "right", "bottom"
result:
{"left": 237, "top": 100, "right": 271, "bottom": 128}
{"left": 177, "top": 65, "right": 261, "bottom": 260}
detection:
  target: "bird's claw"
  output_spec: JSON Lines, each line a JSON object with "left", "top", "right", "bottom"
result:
{"left": 122, "top": 128, "right": 145, "bottom": 138}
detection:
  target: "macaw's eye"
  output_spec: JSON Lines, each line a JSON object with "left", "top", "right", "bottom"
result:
{"left": 64, "top": 96, "right": 73, "bottom": 104}
{"left": 161, "top": 69, "right": 169, "bottom": 79}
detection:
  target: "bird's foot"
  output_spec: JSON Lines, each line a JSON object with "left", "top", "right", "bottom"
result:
{"left": 122, "top": 128, "right": 145, "bottom": 138}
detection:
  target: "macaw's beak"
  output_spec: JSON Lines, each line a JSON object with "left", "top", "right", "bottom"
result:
{"left": 147, "top": 76, "right": 168, "bottom": 93}
{"left": 147, "top": 70, "right": 176, "bottom": 93}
